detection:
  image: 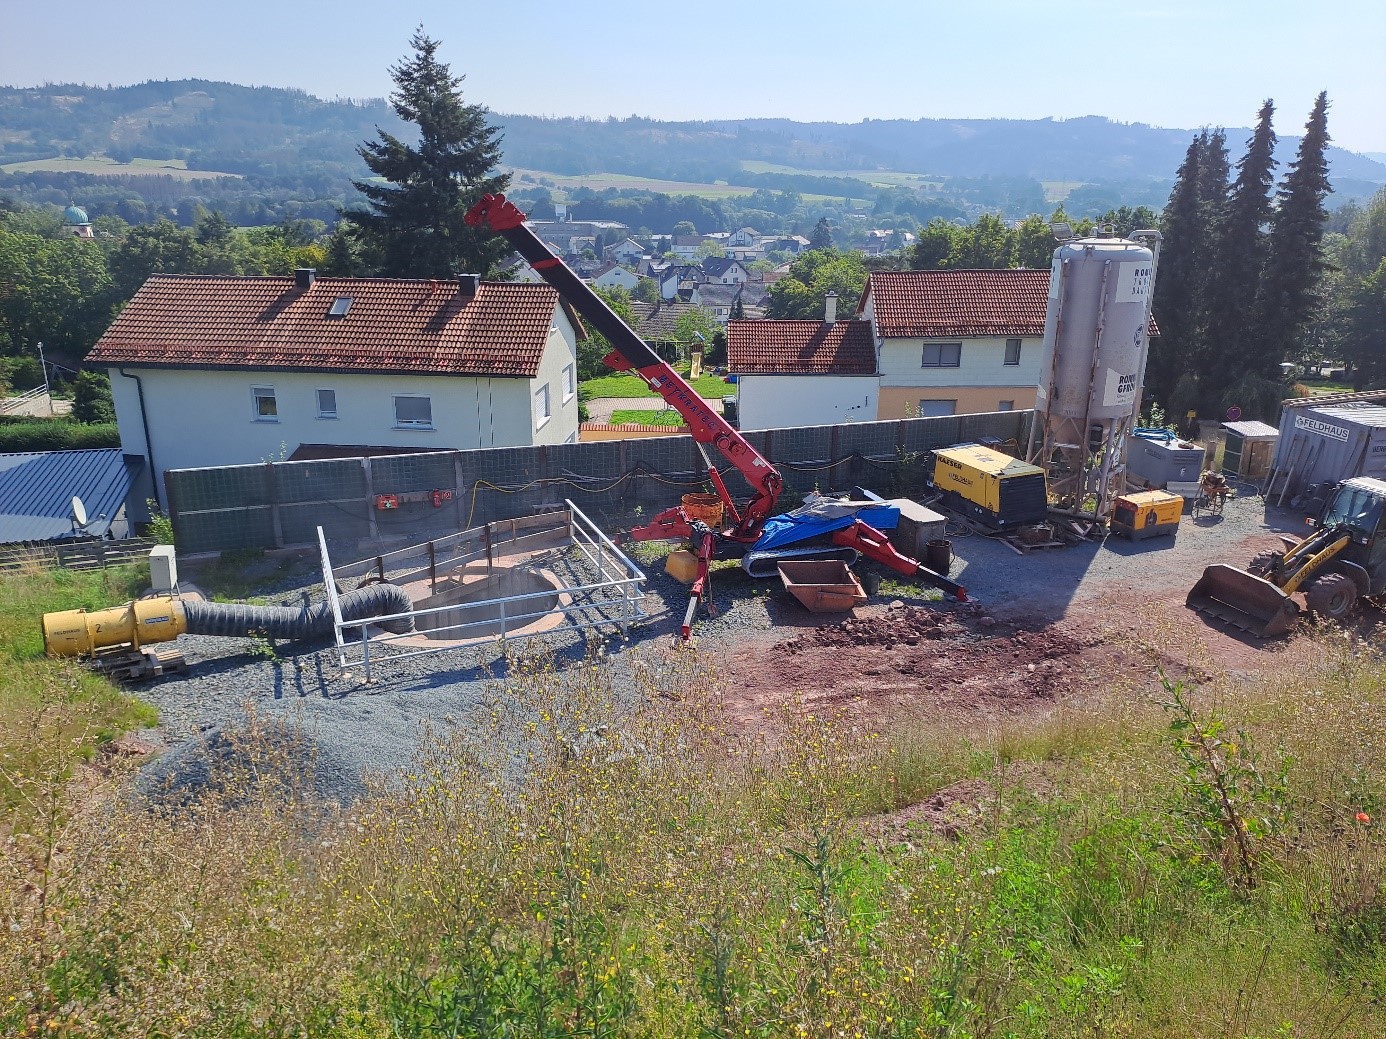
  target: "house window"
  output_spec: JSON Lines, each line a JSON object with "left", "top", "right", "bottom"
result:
{"left": 998, "top": 400, "right": 1015, "bottom": 412}
{"left": 535, "top": 384, "right": 551, "bottom": 427}
{"left": 921, "top": 342, "right": 962, "bottom": 368}
{"left": 251, "top": 385, "right": 277, "bottom": 421}
{"left": 1004, "top": 338, "right": 1022, "bottom": 365}
{"left": 316, "top": 388, "right": 338, "bottom": 419}
{"left": 393, "top": 395, "right": 433, "bottom": 429}
{"left": 561, "top": 364, "right": 575, "bottom": 402}
{"left": 917, "top": 399, "right": 957, "bottom": 417}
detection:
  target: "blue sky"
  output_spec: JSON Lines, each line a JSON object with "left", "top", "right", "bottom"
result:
{"left": 5, "top": 0, "right": 1384, "bottom": 153}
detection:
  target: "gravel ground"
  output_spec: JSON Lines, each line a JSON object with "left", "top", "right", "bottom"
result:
{"left": 133, "top": 482, "right": 1301, "bottom": 802}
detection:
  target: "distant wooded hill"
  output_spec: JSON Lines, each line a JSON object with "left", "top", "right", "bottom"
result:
{"left": 2, "top": 79, "right": 1382, "bottom": 228}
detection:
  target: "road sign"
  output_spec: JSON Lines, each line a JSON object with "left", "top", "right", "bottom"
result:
{"left": 1226, "top": 406, "right": 1243, "bottom": 422}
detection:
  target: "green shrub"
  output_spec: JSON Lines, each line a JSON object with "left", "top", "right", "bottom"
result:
{"left": 0, "top": 418, "right": 120, "bottom": 452}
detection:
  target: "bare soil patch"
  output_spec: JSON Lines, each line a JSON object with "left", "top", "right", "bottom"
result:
{"left": 717, "top": 602, "right": 1123, "bottom": 735}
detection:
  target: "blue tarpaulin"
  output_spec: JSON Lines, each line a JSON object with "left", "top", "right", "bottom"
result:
{"left": 752, "top": 500, "right": 900, "bottom": 552}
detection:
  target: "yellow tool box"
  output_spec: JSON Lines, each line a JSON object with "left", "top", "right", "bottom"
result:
{"left": 1112, "top": 489, "right": 1183, "bottom": 540}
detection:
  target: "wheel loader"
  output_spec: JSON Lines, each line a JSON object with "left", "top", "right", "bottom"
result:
{"left": 1187, "top": 476, "right": 1386, "bottom": 637}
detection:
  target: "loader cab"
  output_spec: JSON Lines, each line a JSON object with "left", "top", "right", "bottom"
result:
{"left": 1317, "top": 478, "right": 1386, "bottom": 591}
{"left": 1318, "top": 479, "right": 1386, "bottom": 545}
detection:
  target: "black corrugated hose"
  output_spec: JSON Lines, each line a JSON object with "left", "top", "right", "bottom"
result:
{"left": 181, "top": 583, "right": 414, "bottom": 640}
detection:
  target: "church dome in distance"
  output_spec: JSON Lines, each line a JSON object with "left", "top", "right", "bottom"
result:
{"left": 63, "top": 203, "right": 90, "bottom": 225}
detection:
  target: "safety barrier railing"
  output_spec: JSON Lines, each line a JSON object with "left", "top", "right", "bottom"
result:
{"left": 317, "top": 500, "right": 646, "bottom": 682}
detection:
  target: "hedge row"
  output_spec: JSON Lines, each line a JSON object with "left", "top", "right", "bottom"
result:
{"left": 0, "top": 420, "right": 121, "bottom": 452}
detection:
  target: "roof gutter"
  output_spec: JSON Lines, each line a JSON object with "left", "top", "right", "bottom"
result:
{"left": 117, "top": 367, "right": 159, "bottom": 510}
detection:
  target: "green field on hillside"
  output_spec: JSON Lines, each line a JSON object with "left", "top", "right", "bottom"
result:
{"left": 0, "top": 155, "right": 240, "bottom": 179}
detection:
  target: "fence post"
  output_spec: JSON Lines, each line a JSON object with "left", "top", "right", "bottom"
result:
{"left": 452, "top": 452, "right": 465, "bottom": 530}
{"left": 428, "top": 540, "right": 437, "bottom": 595}
{"left": 264, "top": 462, "right": 284, "bottom": 548}
{"left": 362, "top": 456, "right": 378, "bottom": 541}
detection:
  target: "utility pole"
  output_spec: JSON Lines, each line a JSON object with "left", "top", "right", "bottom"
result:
{"left": 37, "top": 341, "right": 52, "bottom": 415}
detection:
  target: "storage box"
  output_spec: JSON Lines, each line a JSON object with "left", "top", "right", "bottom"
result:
{"left": 879, "top": 497, "right": 947, "bottom": 560}
{"left": 1111, "top": 490, "right": 1182, "bottom": 540}
{"left": 1127, "top": 433, "right": 1206, "bottom": 495}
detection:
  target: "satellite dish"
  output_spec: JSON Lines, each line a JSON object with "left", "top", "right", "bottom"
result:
{"left": 70, "top": 495, "right": 89, "bottom": 528}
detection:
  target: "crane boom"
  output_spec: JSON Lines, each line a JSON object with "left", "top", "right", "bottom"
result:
{"left": 464, "top": 192, "right": 966, "bottom": 638}
{"left": 465, "top": 193, "right": 781, "bottom": 541}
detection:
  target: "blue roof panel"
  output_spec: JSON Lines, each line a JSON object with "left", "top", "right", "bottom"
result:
{"left": 0, "top": 449, "right": 142, "bottom": 543}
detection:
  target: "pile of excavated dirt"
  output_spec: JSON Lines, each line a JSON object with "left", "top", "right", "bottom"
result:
{"left": 717, "top": 603, "right": 1110, "bottom": 734}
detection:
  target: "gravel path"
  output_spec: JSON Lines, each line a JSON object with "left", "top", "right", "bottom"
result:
{"left": 133, "top": 482, "right": 1301, "bottom": 802}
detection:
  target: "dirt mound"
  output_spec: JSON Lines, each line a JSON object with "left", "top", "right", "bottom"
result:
{"left": 718, "top": 603, "right": 1106, "bottom": 734}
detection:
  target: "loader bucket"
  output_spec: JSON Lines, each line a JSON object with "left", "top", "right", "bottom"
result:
{"left": 1186, "top": 564, "right": 1299, "bottom": 638}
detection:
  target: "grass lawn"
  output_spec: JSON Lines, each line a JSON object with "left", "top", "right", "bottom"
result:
{"left": 1299, "top": 378, "right": 1357, "bottom": 395}
{"left": 582, "top": 370, "right": 731, "bottom": 399}
{"left": 608, "top": 409, "right": 686, "bottom": 427}
{"left": 0, "top": 561, "right": 158, "bottom": 804}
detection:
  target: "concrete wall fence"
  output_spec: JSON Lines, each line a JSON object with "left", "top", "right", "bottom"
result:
{"left": 166, "top": 410, "right": 1033, "bottom": 556}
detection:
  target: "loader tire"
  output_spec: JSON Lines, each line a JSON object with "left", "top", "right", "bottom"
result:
{"left": 1248, "top": 550, "right": 1280, "bottom": 577}
{"left": 1305, "top": 572, "right": 1357, "bottom": 620}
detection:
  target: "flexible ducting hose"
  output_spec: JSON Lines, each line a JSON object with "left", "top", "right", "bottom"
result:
{"left": 180, "top": 583, "right": 414, "bottom": 640}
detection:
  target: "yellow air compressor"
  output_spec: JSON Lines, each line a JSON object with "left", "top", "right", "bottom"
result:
{"left": 929, "top": 444, "right": 1049, "bottom": 529}
{"left": 1111, "top": 489, "right": 1183, "bottom": 541}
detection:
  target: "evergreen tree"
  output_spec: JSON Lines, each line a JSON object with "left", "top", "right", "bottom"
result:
{"left": 808, "top": 217, "right": 833, "bottom": 251}
{"left": 1148, "top": 132, "right": 1208, "bottom": 408}
{"left": 1259, "top": 92, "right": 1333, "bottom": 364}
{"left": 342, "top": 28, "right": 510, "bottom": 279}
{"left": 1202, "top": 101, "right": 1277, "bottom": 414}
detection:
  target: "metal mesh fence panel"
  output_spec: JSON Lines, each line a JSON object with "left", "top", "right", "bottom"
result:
{"left": 167, "top": 411, "right": 1035, "bottom": 554}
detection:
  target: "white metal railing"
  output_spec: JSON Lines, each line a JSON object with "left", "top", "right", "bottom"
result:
{"left": 318, "top": 501, "right": 646, "bottom": 682}
{"left": 0, "top": 386, "right": 50, "bottom": 415}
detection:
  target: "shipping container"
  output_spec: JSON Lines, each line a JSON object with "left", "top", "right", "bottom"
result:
{"left": 1268, "top": 399, "right": 1386, "bottom": 504}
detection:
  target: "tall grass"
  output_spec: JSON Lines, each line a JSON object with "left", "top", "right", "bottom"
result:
{"left": 0, "top": 623, "right": 1382, "bottom": 1035}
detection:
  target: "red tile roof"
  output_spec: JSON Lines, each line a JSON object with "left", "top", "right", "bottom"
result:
{"left": 864, "top": 269, "right": 1053, "bottom": 338}
{"left": 88, "top": 275, "right": 579, "bottom": 378}
{"left": 727, "top": 319, "right": 877, "bottom": 376}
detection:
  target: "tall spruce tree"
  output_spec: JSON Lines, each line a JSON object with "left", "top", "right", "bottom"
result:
{"left": 1202, "top": 101, "right": 1278, "bottom": 414}
{"left": 343, "top": 28, "right": 510, "bottom": 278}
{"left": 808, "top": 217, "right": 834, "bottom": 251}
{"left": 1148, "top": 132, "right": 1207, "bottom": 408}
{"left": 1259, "top": 92, "right": 1333, "bottom": 363}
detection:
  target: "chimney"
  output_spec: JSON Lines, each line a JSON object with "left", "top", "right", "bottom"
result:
{"left": 456, "top": 273, "right": 480, "bottom": 298}
{"left": 294, "top": 268, "right": 316, "bottom": 289}
{"left": 824, "top": 291, "right": 838, "bottom": 325}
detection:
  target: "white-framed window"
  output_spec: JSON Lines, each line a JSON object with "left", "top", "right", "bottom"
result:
{"left": 998, "top": 400, "right": 1015, "bottom": 412}
{"left": 1004, "top": 338, "right": 1022, "bottom": 365}
{"left": 534, "top": 383, "right": 552, "bottom": 427}
{"left": 316, "top": 388, "right": 338, "bottom": 419}
{"left": 393, "top": 394, "right": 433, "bottom": 429}
{"left": 917, "top": 399, "right": 957, "bottom": 417}
{"left": 921, "top": 342, "right": 962, "bottom": 368}
{"left": 561, "top": 364, "right": 575, "bottom": 402}
{"left": 251, "top": 385, "right": 278, "bottom": 421}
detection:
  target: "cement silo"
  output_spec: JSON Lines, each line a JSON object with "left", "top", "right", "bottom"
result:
{"left": 1027, "top": 227, "right": 1162, "bottom": 523}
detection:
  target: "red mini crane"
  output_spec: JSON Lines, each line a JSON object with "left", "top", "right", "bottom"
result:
{"left": 465, "top": 194, "right": 965, "bottom": 638}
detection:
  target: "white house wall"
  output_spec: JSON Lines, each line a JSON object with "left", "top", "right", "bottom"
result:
{"left": 737, "top": 376, "right": 878, "bottom": 431}
{"left": 108, "top": 305, "right": 579, "bottom": 488}
{"left": 876, "top": 336, "right": 1043, "bottom": 389}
